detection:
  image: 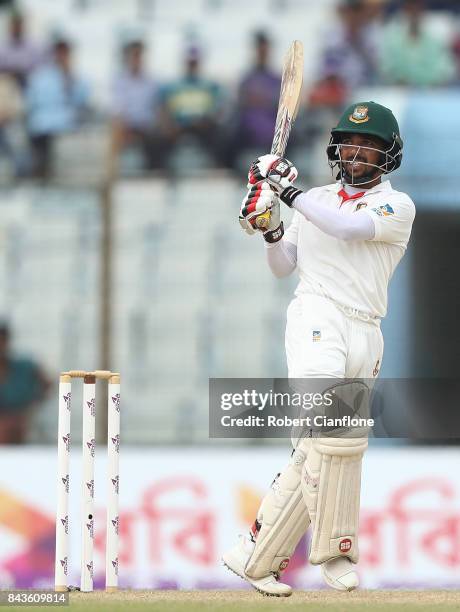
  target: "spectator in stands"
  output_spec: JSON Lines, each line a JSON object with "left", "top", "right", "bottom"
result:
{"left": 308, "top": 56, "right": 348, "bottom": 112}
{"left": 303, "top": 0, "right": 379, "bottom": 174}
{"left": 0, "top": 323, "right": 50, "bottom": 444}
{"left": 227, "top": 31, "right": 281, "bottom": 169}
{"left": 380, "top": 0, "right": 456, "bottom": 86}
{"left": 159, "top": 45, "right": 223, "bottom": 168}
{"left": 451, "top": 29, "right": 460, "bottom": 84}
{"left": 364, "top": 0, "right": 386, "bottom": 22}
{"left": 423, "top": 0, "right": 460, "bottom": 10}
{"left": 0, "top": 11, "right": 46, "bottom": 88}
{"left": 111, "top": 39, "right": 163, "bottom": 172}
{"left": 25, "top": 36, "right": 90, "bottom": 179}
{"left": 385, "top": 0, "right": 460, "bottom": 15}
{"left": 317, "top": 0, "right": 380, "bottom": 90}
{"left": 0, "top": 71, "right": 24, "bottom": 176}
{"left": 303, "top": 56, "right": 348, "bottom": 150}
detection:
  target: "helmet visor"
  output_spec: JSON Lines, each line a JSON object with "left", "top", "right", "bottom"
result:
{"left": 327, "top": 137, "right": 402, "bottom": 186}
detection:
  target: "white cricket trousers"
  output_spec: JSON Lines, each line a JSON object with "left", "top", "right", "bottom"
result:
{"left": 285, "top": 294, "right": 383, "bottom": 379}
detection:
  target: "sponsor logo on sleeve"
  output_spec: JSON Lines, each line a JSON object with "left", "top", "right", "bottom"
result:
{"left": 372, "top": 203, "right": 394, "bottom": 217}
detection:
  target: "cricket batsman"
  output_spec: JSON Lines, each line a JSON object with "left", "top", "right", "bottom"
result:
{"left": 222, "top": 102, "right": 415, "bottom": 595}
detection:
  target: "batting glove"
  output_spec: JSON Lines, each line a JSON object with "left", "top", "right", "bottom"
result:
{"left": 239, "top": 181, "right": 284, "bottom": 243}
{"left": 248, "top": 154, "right": 302, "bottom": 208}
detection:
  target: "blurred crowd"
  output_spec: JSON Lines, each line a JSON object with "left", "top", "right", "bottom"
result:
{"left": 0, "top": 323, "right": 50, "bottom": 444}
{"left": 0, "top": 0, "right": 460, "bottom": 180}
{"left": 0, "top": 0, "right": 459, "bottom": 444}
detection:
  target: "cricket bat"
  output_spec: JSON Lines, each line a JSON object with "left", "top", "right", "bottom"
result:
{"left": 255, "top": 40, "right": 304, "bottom": 230}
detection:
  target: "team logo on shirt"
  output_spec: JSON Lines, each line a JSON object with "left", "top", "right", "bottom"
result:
{"left": 355, "top": 201, "right": 368, "bottom": 211}
{"left": 372, "top": 204, "right": 394, "bottom": 217}
{"left": 312, "top": 330, "right": 321, "bottom": 342}
{"left": 349, "top": 105, "right": 369, "bottom": 123}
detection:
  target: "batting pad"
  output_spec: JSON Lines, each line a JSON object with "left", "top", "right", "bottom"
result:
{"left": 301, "top": 436, "right": 368, "bottom": 564}
{"left": 244, "top": 444, "right": 311, "bottom": 579}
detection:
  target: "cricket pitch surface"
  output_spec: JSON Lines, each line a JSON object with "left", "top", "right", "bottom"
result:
{"left": 13, "top": 589, "right": 460, "bottom": 611}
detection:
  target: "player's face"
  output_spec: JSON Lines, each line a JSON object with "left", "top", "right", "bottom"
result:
{"left": 339, "top": 134, "right": 384, "bottom": 179}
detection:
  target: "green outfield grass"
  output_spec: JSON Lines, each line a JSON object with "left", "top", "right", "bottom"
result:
{"left": 6, "top": 590, "right": 460, "bottom": 612}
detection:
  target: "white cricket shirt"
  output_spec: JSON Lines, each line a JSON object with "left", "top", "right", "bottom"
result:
{"left": 284, "top": 179, "right": 415, "bottom": 318}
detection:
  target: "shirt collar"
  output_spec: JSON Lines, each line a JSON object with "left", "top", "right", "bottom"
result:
{"left": 325, "top": 179, "right": 392, "bottom": 195}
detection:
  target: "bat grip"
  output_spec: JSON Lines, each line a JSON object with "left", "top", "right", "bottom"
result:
{"left": 253, "top": 143, "right": 284, "bottom": 231}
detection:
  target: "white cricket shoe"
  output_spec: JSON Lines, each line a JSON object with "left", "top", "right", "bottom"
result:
{"left": 321, "top": 556, "right": 359, "bottom": 591}
{"left": 222, "top": 535, "right": 292, "bottom": 597}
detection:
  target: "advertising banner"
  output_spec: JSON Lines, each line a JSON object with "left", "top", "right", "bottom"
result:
{"left": 0, "top": 446, "right": 459, "bottom": 589}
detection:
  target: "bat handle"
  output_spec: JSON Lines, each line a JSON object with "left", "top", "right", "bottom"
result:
{"left": 253, "top": 144, "right": 282, "bottom": 231}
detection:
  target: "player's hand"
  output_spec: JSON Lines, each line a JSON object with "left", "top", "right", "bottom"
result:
{"left": 239, "top": 182, "right": 283, "bottom": 242}
{"left": 239, "top": 182, "right": 280, "bottom": 234}
{"left": 248, "top": 154, "right": 298, "bottom": 194}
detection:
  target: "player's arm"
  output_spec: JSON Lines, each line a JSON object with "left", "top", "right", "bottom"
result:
{"left": 247, "top": 154, "right": 375, "bottom": 241}
{"left": 264, "top": 212, "right": 298, "bottom": 278}
{"left": 292, "top": 192, "right": 376, "bottom": 241}
{"left": 292, "top": 192, "right": 416, "bottom": 244}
